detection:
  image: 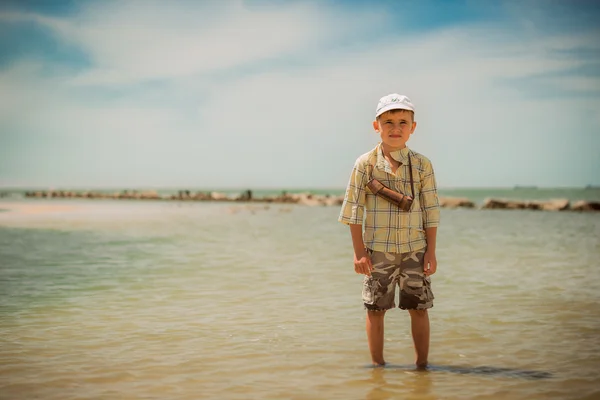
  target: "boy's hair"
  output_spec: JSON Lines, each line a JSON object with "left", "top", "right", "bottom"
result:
{"left": 376, "top": 108, "right": 415, "bottom": 122}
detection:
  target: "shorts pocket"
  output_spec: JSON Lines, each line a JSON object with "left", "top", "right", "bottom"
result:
{"left": 362, "top": 277, "right": 377, "bottom": 305}
{"left": 423, "top": 276, "right": 434, "bottom": 301}
{"left": 400, "top": 275, "right": 433, "bottom": 309}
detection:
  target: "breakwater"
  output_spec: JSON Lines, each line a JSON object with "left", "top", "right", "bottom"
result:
{"left": 12, "top": 190, "right": 600, "bottom": 211}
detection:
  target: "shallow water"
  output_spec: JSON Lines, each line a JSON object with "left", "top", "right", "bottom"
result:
{"left": 1, "top": 200, "right": 599, "bottom": 399}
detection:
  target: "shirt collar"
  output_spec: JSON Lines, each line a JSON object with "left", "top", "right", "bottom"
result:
{"left": 375, "top": 143, "right": 411, "bottom": 172}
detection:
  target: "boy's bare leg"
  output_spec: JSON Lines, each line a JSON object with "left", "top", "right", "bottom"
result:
{"left": 408, "top": 309, "right": 430, "bottom": 368}
{"left": 366, "top": 310, "right": 386, "bottom": 366}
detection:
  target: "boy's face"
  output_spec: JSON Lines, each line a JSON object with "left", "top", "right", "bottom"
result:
{"left": 373, "top": 110, "right": 416, "bottom": 151}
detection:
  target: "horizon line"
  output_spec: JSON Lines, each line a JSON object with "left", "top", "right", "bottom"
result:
{"left": 1, "top": 185, "right": 598, "bottom": 192}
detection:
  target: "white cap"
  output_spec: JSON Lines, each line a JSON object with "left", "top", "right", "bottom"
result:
{"left": 375, "top": 93, "right": 415, "bottom": 118}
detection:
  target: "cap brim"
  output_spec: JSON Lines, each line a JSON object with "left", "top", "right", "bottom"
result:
{"left": 375, "top": 104, "right": 414, "bottom": 118}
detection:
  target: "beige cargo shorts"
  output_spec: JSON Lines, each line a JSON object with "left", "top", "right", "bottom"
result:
{"left": 362, "top": 249, "right": 434, "bottom": 311}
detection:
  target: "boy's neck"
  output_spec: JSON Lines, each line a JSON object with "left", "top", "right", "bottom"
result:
{"left": 380, "top": 143, "right": 406, "bottom": 158}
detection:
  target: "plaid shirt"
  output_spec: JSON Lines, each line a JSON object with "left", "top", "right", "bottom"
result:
{"left": 338, "top": 144, "right": 440, "bottom": 253}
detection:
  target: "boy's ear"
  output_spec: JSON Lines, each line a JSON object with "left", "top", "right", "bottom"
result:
{"left": 372, "top": 120, "right": 379, "bottom": 131}
{"left": 411, "top": 121, "right": 417, "bottom": 133}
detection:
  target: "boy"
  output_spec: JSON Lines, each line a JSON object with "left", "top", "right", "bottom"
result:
{"left": 338, "top": 93, "right": 440, "bottom": 368}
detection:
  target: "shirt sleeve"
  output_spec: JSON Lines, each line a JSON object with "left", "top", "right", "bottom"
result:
{"left": 419, "top": 159, "right": 440, "bottom": 228}
{"left": 338, "top": 158, "right": 368, "bottom": 225}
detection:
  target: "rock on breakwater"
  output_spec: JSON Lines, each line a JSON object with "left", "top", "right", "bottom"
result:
{"left": 481, "top": 198, "right": 600, "bottom": 212}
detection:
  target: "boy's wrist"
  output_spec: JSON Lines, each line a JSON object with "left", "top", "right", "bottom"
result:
{"left": 354, "top": 247, "right": 368, "bottom": 258}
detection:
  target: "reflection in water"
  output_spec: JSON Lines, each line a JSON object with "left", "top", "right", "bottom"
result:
{"left": 363, "top": 363, "right": 551, "bottom": 400}
{"left": 365, "top": 367, "right": 434, "bottom": 400}
{"left": 428, "top": 364, "right": 553, "bottom": 380}
{"left": 366, "top": 363, "right": 552, "bottom": 380}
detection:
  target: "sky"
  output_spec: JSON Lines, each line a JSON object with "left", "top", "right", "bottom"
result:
{"left": 0, "top": 0, "right": 599, "bottom": 190}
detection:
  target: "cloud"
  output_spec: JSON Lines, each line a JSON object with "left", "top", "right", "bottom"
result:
{"left": 1, "top": 0, "right": 384, "bottom": 85}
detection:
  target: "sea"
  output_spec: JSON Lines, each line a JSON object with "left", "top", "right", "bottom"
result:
{"left": 1, "top": 187, "right": 599, "bottom": 400}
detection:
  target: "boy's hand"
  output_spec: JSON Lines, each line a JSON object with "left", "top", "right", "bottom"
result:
{"left": 354, "top": 252, "right": 373, "bottom": 276}
{"left": 423, "top": 251, "right": 437, "bottom": 276}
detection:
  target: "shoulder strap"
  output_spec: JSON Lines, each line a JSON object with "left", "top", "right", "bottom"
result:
{"left": 408, "top": 152, "right": 415, "bottom": 199}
